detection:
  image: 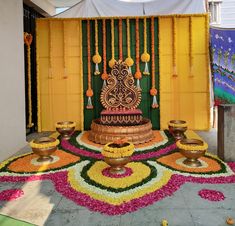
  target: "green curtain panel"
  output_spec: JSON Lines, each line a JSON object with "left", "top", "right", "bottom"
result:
{"left": 82, "top": 17, "right": 159, "bottom": 130}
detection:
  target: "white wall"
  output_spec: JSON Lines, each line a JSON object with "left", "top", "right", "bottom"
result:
{"left": 25, "top": 0, "right": 56, "bottom": 16}
{"left": 0, "top": 0, "right": 27, "bottom": 161}
{"left": 221, "top": 0, "right": 235, "bottom": 27}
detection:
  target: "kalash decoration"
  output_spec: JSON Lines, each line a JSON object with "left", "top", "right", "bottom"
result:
{"left": 89, "top": 60, "right": 154, "bottom": 144}
{"left": 168, "top": 120, "right": 188, "bottom": 140}
{"left": 101, "top": 138, "right": 135, "bottom": 175}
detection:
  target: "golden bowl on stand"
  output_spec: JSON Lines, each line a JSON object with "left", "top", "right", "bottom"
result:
{"left": 177, "top": 139, "right": 208, "bottom": 167}
{"left": 104, "top": 156, "right": 131, "bottom": 174}
{"left": 55, "top": 121, "right": 76, "bottom": 140}
{"left": 168, "top": 120, "right": 187, "bottom": 140}
{"left": 102, "top": 140, "right": 134, "bottom": 175}
{"left": 30, "top": 137, "right": 59, "bottom": 162}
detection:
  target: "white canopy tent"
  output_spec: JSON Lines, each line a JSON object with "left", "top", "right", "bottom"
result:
{"left": 54, "top": 0, "right": 206, "bottom": 18}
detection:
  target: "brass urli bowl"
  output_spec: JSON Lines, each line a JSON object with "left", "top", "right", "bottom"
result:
{"left": 56, "top": 121, "right": 75, "bottom": 140}
{"left": 104, "top": 142, "right": 131, "bottom": 175}
{"left": 32, "top": 137, "right": 57, "bottom": 162}
{"left": 179, "top": 139, "right": 206, "bottom": 167}
{"left": 168, "top": 120, "right": 187, "bottom": 140}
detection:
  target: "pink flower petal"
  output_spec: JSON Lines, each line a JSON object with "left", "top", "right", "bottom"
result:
{"left": 0, "top": 189, "right": 24, "bottom": 201}
{"left": 198, "top": 189, "right": 225, "bottom": 201}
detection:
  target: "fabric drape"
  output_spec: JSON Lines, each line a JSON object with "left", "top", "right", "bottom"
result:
{"left": 55, "top": 0, "right": 205, "bottom": 18}
{"left": 159, "top": 15, "right": 210, "bottom": 130}
{"left": 36, "top": 19, "right": 84, "bottom": 131}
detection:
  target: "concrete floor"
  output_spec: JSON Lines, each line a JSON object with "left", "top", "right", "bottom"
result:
{"left": 0, "top": 129, "right": 234, "bottom": 226}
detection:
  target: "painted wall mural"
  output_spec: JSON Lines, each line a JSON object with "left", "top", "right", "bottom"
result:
{"left": 210, "top": 27, "right": 235, "bottom": 105}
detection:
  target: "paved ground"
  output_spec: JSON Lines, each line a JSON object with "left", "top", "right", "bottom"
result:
{"left": 0, "top": 129, "right": 234, "bottom": 226}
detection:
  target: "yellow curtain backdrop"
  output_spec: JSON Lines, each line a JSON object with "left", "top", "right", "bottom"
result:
{"left": 159, "top": 14, "right": 210, "bottom": 130}
{"left": 36, "top": 19, "right": 83, "bottom": 131}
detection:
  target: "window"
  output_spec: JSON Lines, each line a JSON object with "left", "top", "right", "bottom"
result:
{"left": 208, "top": 0, "right": 223, "bottom": 25}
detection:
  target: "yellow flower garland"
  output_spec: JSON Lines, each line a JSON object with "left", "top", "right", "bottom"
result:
{"left": 79, "top": 20, "right": 84, "bottom": 130}
{"left": 109, "top": 19, "right": 116, "bottom": 68}
{"left": 168, "top": 121, "right": 188, "bottom": 127}
{"left": 29, "top": 139, "right": 60, "bottom": 149}
{"left": 102, "top": 142, "right": 135, "bottom": 158}
{"left": 176, "top": 140, "right": 208, "bottom": 151}
{"left": 125, "top": 18, "right": 134, "bottom": 70}
{"left": 172, "top": 17, "right": 177, "bottom": 77}
{"left": 55, "top": 121, "right": 76, "bottom": 128}
{"left": 63, "top": 21, "right": 68, "bottom": 79}
{"left": 205, "top": 15, "right": 210, "bottom": 130}
{"left": 24, "top": 32, "right": 34, "bottom": 128}
{"left": 92, "top": 19, "right": 102, "bottom": 75}
{"left": 141, "top": 18, "right": 150, "bottom": 75}
{"left": 36, "top": 21, "right": 41, "bottom": 132}
{"left": 48, "top": 21, "right": 53, "bottom": 79}
{"left": 189, "top": 16, "right": 193, "bottom": 77}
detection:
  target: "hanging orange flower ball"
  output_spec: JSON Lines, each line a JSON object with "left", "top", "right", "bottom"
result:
{"left": 134, "top": 71, "right": 142, "bottom": 80}
{"left": 86, "top": 89, "right": 94, "bottom": 97}
{"left": 101, "top": 73, "right": 109, "bottom": 80}
{"left": 150, "top": 88, "right": 157, "bottom": 96}
{"left": 24, "top": 33, "right": 33, "bottom": 46}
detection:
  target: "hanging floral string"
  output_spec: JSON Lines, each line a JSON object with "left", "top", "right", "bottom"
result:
{"left": 36, "top": 21, "right": 41, "bottom": 131}
{"left": 24, "top": 32, "right": 34, "bottom": 128}
{"left": 134, "top": 18, "right": 142, "bottom": 89}
{"left": 119, "top": 19, "right": 123, "bottom": 61}
{"left": 125, "top": 18, "right": 134, "bottom": 73}
{"left": 141, "top": 18, "right": 150, "bottom": 75}
{"left": 92, "top": 19, "right": 102, "bottom": 75}
{"left": 86, "top": 20, "right": 94, "bottom": 109}
{"left": 101, "top": 19, "right": 108, "bottom": 89}
{"left": 109, "top": 19, "right": 116, "bottom": 68}
{"left": 205, "top": 15, "right": 210, "bottom": 130}
{"left": 189, "top": 16, "right": 193, "bottom": 77}
{"left": 172, "top": 17, "right": 177, "bottom": 77}
{"left": 150, "top": 17, "right": 158, "bottom": 109}
{"left": 63, "top": 21, "right": 68, "bottom": 79}
{"left": 48, "top": 21, "right": 53, "bottom": 79}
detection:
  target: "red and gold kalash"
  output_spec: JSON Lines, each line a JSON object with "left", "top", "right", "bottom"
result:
{"left": 89, "top": 61, "right": 154, "bottom": 144}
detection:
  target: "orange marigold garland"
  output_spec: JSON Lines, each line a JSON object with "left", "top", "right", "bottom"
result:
{"left": 125, "top": 18, "right": 134, "bottom": 73}
{"left": 141, "top": 18, "right": 150, "bottom": 75}
{"left": 86, "top": 20, "right": 94, "bottom": 109}
{"left": 92, "top": 19, "right": 102, "bottom": 75}
{"left": 134, "top": 18, "right": 142, "bottom": 89}
{"left": 150, "top": 17, "right": 158, "bottom": 109}
{"left": 109, "top": 19, "right": 116, "bottom": 68}
{"left": 119, "top": 19, "right": 123, "bottom": 61}
{"left": 101, "top": 19, "right": 108, "bottom": 89}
